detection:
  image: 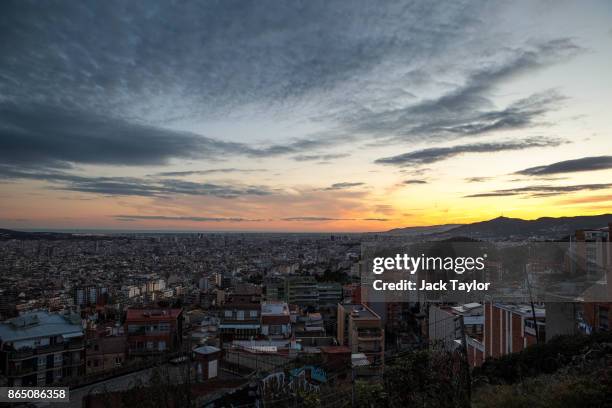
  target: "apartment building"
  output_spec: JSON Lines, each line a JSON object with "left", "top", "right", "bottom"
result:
{"left": 285, "top": 276, "right": 319, "bottom": 306}
{"left": 570, "top": 223, "right": 611, "bottom": 281}
{"left": 260, "top": 302, "right": 291, "bottom": 339}
{"left": 428, "top": 303, "right": 485, "bottom": 367}
{"left": 124, "top": 308, "right": 183, "bottom": 356}
{"left": 337, "top": 304, "right": 384, "bottom": 372}
{"left": 219, "top": 302, "right": 260, "bottom": 343}
{"left": 317, "top": 282, "right": 343, "bottom": 307}
{"left": 0, "top": 311, "right": 85, "bottom": 386}
{"left": 484, "top": 303, "right": 545, "bottom": 359}
{"left": 85, "top": 326, "right": 127, "bottom": 374}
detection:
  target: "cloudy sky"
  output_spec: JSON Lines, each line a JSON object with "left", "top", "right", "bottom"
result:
{"left": 1, "top": 0, "right": 611, "bottom": 232}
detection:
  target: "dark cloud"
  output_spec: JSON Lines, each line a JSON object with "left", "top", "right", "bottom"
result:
{"left": 323, "top": 182, "right": 366, "bottom": 191}
{"left": 515, "top": 156, "right": 612, "bottom": 176}
{"left": 293, "top": 153, "right": 350, "bottom": 162}
{"left": 403, "top": 180, "right": 427, "bottom": 184}
{"left": 0, "top": 166, "right": 273, "bottom": 198}
{"left": 114, "top": 215, "right": 262, "bottom": 222}
{"left": 464, "top": 183, "right": 612, "bottom": 198}
{"left": 0, "top": 102, "right": 333, "bottom": 169}
{"left": 376, "top": 137, "right": 564, "bottom": 166}
{"left": 153, "top": 168, "right": 266, "bottom": 177}
{"left": 0, "top": 3, "right": 584, "bottom": 172}
{"left": 344, "top": 38, "right": 580, "bottom": 141}
{"left": 509, "top": 176, "right": 567, "bottom": 182}
{"left": 0, "top": 1, "right": 487, "bottom": 120}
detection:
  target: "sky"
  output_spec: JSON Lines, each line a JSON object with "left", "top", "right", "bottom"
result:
{"left": 0, "top": 0, "right": 611, "bottom": 232}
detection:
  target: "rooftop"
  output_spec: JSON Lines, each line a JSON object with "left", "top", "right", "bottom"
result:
{"left": 261, "top": 301, "right": 289, "bottom": 316}
{"left": 0, "top": 311, "right": 83, "bottom": 343}
{"left": 343, "top": 304, "right": 380, "bottom": 320}
{"left": 495, "top": 303, "right": 545, "bottom": 318}
{"left": 193, "top": 345, "right": 220, "bottom": 355}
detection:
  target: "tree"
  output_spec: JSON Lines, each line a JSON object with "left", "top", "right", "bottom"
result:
{"left": 383, "top": 350, "right": 470, "bottom": 408}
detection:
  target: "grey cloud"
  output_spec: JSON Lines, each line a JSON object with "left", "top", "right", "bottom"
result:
{"left": 114, "top": 215, "right": 262, "bottom": 222}
{"left": 464, "top": 183, "right": 612, "bottom": 198}
{"left": 0, "top": 3, "right": 584, "bottom": 169}
{"left": 345, "top": 38, "right": 580, "bottom": 141}
{"left": 376, "top": 137, "right": 564, "bottom": 166}
{"left": 0, "top": 1, "right": 486, "bottom": 121}
{"left": 323, "top": 182, "right": 366, "bottom": 191}
{"left": 515, "top": 156, "right": 612, "bottom": 176}
{"left": 0, "top": 102, "right": 331, "bottom": 169}
{"left": 0, "top": 166, "right": 273, "bottom": 199}
{"left": 293, "top": 153, "right": 350, "bottom": 162}
{"left": 153, "top": 168, "right": 266, "bottom": 177}
{"left": 403, "top": 179, "right": 427, "bottom": 184}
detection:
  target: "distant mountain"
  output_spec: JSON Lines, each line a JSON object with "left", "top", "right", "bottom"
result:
{"left": 384, "top": 224, "right": 463, "bottom": 236}
{"left": 442, "top": 214, "right": 612, "bottom": 239}
{"left": 384, "top": 214, "right": 612, "bottom": 240}
{"left": 0, "top": 228, "right": 75, "bottom": 240}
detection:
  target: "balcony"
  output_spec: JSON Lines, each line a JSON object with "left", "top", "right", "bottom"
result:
{"left": 8, "top": 365, "right": 38, "bottom": 377}
{"left": 357, "top": 345, "right": 382, "bottom": 353}
{"left": 65, "top": 340, "right": 84, "bottom": 350}
{"left": 356, "top": 329, "right": 382, "bottom": 340}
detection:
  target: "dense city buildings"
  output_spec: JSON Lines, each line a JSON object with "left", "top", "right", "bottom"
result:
{"left": 0, "top": 220, "right": 610, "bottom": 405}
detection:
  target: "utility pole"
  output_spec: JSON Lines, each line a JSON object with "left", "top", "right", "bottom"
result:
{"left": 458, "top": 316, "right": 471, "bottom": 406}
{"left": 525, "top": 262, "right": 540, "bottom": 344}
{"left": 351, "top": 363, "right": 356, "bottom": 408}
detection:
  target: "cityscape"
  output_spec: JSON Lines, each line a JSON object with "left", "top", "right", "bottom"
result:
{"left": 1, "top": 0, "right": 612, "bottom": 407}
{"left": 0, "top": 218, "right": 611, "bottom": 407}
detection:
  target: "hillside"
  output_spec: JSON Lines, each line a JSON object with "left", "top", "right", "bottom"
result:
{"left": 385, "top": 214, "right": 612, "bottom": 240}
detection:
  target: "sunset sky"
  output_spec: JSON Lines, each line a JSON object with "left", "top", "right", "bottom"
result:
{"left": 1, "top": 0, "right": 611, "bottom": 232}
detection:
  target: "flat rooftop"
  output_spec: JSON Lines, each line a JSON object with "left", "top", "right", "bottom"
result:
{"left": 0, "top": 311, "right": 83, "bottom": 343}
{"left": 261, "top": 302, "right": 289, "bottom": 316}
{"left": 494, "top": 303, "right": 545, "bottom": 318}
{"left": 342, "top": 304, "right": 380, "bottom": 320}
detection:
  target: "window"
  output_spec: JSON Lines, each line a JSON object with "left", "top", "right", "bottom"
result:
{"left": 128, "top": 325, "right": 145, "bottom": 334}
{"left": 599, "top": 307, "right": 609, "bottom": 331}
{"left": 250, "top": 310, "right": 258, "bottom": 318}
{"left": 159, "top": 323, "right": 170, "bottom": 332}
{"left": 237, "top": 311, "right": 245, "bottom": 321}
{"left": 224, "top": 310, "right": 232, "bottom": 318}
